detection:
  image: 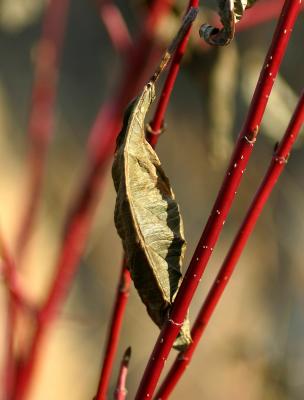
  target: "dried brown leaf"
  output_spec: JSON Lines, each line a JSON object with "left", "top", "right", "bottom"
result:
{"left": 112, "top": 83, "right": 191, "bottom": 350}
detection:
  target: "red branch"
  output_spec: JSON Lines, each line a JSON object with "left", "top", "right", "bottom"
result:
{"left": 0, "top": 236, "right": 20, "bottom": 398}
{"left": 114, "top": 347, "right": 132, "bottom": 400}
{"left": 16, "top": 0, "right": 70, "bottom": 260}
{"left": 13, "top": 2, "right": 174, "bottom": 399}
{"left": 95, "top": 259, "right": 131, "bottom": 400}
{"left": 155, "top": 90, "right": 304, "bottom": 399}
{"left": 134, "top": 1, "right": 302, "bottom": 398}
{"left": 147, "top": 0, "right": 199, "bottom": 146}
{"left": 94, "top": 3, "right": 198, "bottom": 398}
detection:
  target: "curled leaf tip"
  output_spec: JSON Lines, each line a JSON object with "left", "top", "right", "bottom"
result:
{"left": 199, "top": 22, "right": 234, "bottom": 46}
{"left": 200, "top": 0, "right": 258, "bottom": 46}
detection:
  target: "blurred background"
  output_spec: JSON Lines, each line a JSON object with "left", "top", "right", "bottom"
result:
{"left": 0, "top": 0, "right": 304, "bottom": 399}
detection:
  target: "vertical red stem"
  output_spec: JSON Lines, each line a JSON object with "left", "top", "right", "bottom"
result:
{"left": 147, "top": 0, "right": 199, "bottom": 147}
{"left": 16, "top": 0, "right": 70, "bottom": 260}
{"left": 155, "top": 90, "right": 304, "bottom": 399}
{"left": 0, "top": 236, "right": 19, "bottom": 399}
{"left": 135, "top": 1, "right": 301, "bottom": 398}
{"left": 95, "top": 259, "right": 131, "bottom": 400}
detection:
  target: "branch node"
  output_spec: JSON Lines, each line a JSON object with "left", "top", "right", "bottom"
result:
{"left": 244, "top": 125, "right": 259, "bottom": 145}
{"left": 274, "top": 154, "right": 289, "bottom": 164}
{"left": 146, "top": 122, "right": 166, "bottom": 137}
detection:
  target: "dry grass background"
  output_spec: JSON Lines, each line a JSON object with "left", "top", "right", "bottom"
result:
{"left": 0, "top": 1, "right": 304, "bottom": 399}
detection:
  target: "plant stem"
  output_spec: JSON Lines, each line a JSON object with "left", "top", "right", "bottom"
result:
{"left": 0, "top": 236, "right": 19, "bottom": 399}
{"left": 13, "top": 2, "right": 173, "bottom": 399}
{"left": 114, "top": 347, "right": 132, "bottom": 400}
{"left": 134, "top": 1, "right": 301, "bottom": 398}
{"left": 94, "top": 3, "right": 197, "bottom": 398}
{"left": 16, "top": 0, "right": 70, "bottom": 261}
{"left": 155, "top": 90, "right": 304, "bottom": 399}
{"left": 95, "top": 259, "right": 131, "bottom": 400}
{"left": 147, "top": 0, "right": 199, "bottom": 146}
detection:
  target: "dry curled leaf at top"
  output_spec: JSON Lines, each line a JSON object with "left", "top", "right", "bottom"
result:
{"left": 200, "top": 0, "right": 258, "bottom": 46}
{"left": 112, "top": 82, "right": 191, "bottom": 351}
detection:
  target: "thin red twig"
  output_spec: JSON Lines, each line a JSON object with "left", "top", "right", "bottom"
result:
{"left": 0, "top": 235, "right": 19, "bottom": 398}
{"left": 13, "top": 2, "right": 174, "bottom": 399}
{"left": 134, "top": 1, "right": 301, "bottom": 398}
{"left": 0, "top": 239, "right": 33, "bottom": 312}
{"left": 16, "top": 0, "right": 70, "bottom": 261}
{"left": 95, "top": 259, "right": 131, "bottom": 400}
{"left": 114, "top": 347, "right": 132, "bottom": 400}
{"left": 155, "top": 90, "right": 304, "bottom": 399}
{"left": 95, "top": 3, "right": 198, "bottom": 397}
{"left": 147, "top": 0, "right": 199, "bottom": 146}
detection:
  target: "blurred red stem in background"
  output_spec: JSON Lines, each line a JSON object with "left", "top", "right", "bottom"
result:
{"left": 155, "top": 90, "right": 304, "bottom": 399}
{"left": 95, "top": 3, "right": 197, "bottom": 398}
{"left": 134, "top": 1, "right": 301, "bottom": 398}
{"left": 0, "top": 236, "right": 20, "bottom": 399}
{"left": 113, "top": 347, "right": 132, "bottom": 400}
{"left": 98, "top": 0, "right": 133, "bottom": 55}
{"left": 13, "top": 2, "right": 174, "bottom": 399}
{"left": 16, "top": 0, "right": 70, "bottom": 261}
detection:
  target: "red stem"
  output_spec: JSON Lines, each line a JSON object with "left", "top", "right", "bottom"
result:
{"left": 0, "top": 236, "right": 19, "bottom": 399}
{"left": 147, "top": 0, "right": 199, "bottom": 146}
{"left": 95, "top": 259, "right": 131, "bottom": 400}
{"left": 0, "top": 256, "right": 33, "bottom": 312}
{"left": 16, "top": 0, "right": 70, "bottom": 261}
{"left": 95, "top": 3, "right": 197, "bottom": 398}
{"left": 134, "top": 1, "right": 301, "bottom": 398}
{"left": 114, "top": 347, "right": 132, "bottom": 400}
{"left": 13, "top": 2, "right": 173, "bottom": 399}
{"left": 4, "top": 294, "right": 15, "bottom": 400}
{"left": 155, "top": 90, "right": 304, "bottom": 399}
